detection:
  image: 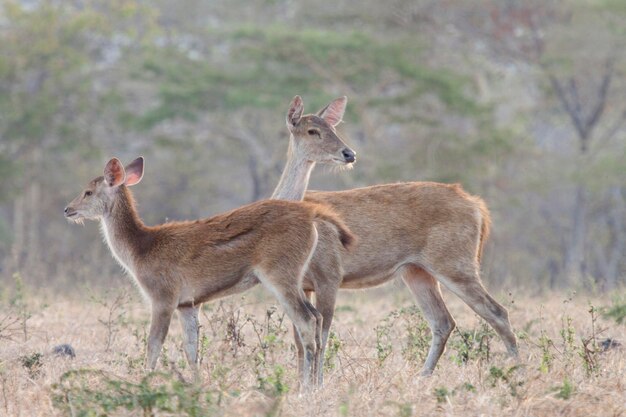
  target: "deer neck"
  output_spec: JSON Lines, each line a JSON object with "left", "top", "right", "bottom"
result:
{"left": 100, "top": 186, "right": 148, "bottom": 274}
{"left": 271, "top": 139, "right": 315, "bottom": 201}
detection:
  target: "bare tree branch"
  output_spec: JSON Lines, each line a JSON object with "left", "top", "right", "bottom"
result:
{"left": 584, "top": 58, "right": 614, "bottom": 139}
{"left": 547, "top": 73, "right": 586, "bottom": 140}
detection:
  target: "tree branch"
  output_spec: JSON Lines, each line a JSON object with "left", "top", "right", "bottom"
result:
{"left": 547, "top": 73, "right": 586, "bottom": 140}
{"left": 584, "top": 58, "right": 614, "bottom": 136}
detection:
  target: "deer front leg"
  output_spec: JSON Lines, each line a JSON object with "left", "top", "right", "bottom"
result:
{"left": 178, "top": 305, "right": 200, "bottom": 374}
{"left": 146, "top": 305, "right": 174, "bottom": 370}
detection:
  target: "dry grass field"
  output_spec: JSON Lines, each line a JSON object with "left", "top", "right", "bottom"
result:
{"left": 1, "top": 277, "right": 625, "bottom": 417}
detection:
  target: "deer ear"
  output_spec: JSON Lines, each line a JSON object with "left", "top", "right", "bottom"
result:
{"left": 317, "top": 96, "right": 347, "bottom": 127}
{"left": 124, "top": 157, "right": 144, "bottom": 187}
{"left": 104, "top": 158, "right": 126, "bottom": 187}
{"left": 286, "top": 95, "right": 304, "bottom": 127}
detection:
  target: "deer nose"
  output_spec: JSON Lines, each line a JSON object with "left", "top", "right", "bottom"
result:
{"left": 342, "top": 148, "right": 356, "bottom": 163}
{"left": 64, "top": 207, "right": 70, "bottom": 214}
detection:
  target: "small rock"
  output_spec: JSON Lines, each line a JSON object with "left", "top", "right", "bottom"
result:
{"left": 600, "top": 338, "right": 621, "bottom": 351}
{"left": 52, "top": 344, "right": 76, "bottom": 358}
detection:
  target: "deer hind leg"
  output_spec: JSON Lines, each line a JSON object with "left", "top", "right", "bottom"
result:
{"left": 312, "top": 282, "right": 339, "bottom": 386}
{"left": 308, "top": 222, "right": 344, "bottom": 386}
{"left": 434, "top": 267, "right": 518, "bottom": 357}
{"left": 256, "top": 224, "right": 321, "bottom": 389}
{"left": 256, "top": 275, "right": 320, "bottom": 389}
{"left": 293, "top": 290, "right": 313, "bottom": 384}
{"left": 402, "top": 265, "right": 455, "bottom": 375}
{"left": 261, "top": 282, "right": 318, "bottom": 390}
{"left": 178, "top": 305, "right": 200, "bottom": 375}
{"left": 146, "top": 305, "right": 175, "bottom": 370}
{"left": 303, "top": 296, "right": 324, "bottom": 387}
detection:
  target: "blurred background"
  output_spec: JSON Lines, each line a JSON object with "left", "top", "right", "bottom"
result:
{"left": 1, "top": 0, "right": 625, "bottom": 294}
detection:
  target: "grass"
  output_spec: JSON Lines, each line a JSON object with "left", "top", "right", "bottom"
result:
{"left": 0, "top": 283, "right": 625, "bottom": 416}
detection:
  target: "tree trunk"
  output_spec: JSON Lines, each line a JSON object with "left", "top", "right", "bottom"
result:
{"left": 604, "top": 187, "right": 625, "bottom": 291}
{"left": 25, "top": 148, "right": 42, "bottom": 276}
{"left": 26, "top": 179, "right": 41, "bottom": 272}
{"left": 11, "top": 195, "right": 25, "bottom": 274}
{"left": 563, "top": 184, "right": 587, "bottom": 287}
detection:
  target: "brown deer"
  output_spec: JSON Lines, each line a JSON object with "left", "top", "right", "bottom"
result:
{"left": 272, "top": 96, "right": 518, "bottom": 380}
{"left": 64, "top": 156, "right": 354, "bottom": 387}
{"left": 270, "top": 95, "right": 357, "bottom": 384}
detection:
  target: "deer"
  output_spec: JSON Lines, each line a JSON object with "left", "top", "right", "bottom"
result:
{"left": 269, "top": 95, "right": 518, "bottom": 383}
{"left": 64, "top": 156, "right": 355, "bottom": 388}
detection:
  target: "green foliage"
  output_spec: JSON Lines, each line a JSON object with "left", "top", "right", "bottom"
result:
{"left": 488, "top": 365, "right": 524, "bottom": 397}
{"left": 391, "top": 402, "right": 413, "bottom": 417}
{"left": 535, "top": 308, "right": 555, "bottom": 373}
{"left": 603, "top": 296, "right": 626, "bottom": 324}
{"left": 374, "top": 313, "right": 395, "bottom": 365}
{"left": 433, "top": 386, "right": 450, "bottom": 404}
{"left": 0, "top": 0, "right": 152, "bottom": 143}
{"left": 51, "top": 369, "right": 218, "bottom": 417}
{"left": 560, "top": 315, "right": 577, "bottom": 366}
{"left": 398, "top": 306, "right": 430, "bottom": 364}
{"left": 89, "top": 290, "right": 131, "bottom": 352}
{"left": 19, "top": 352, "right": 43, "bottom": 378}
{"left": 9, "top": 272, "right": 31, "bottom": 342}
{"left": 433, "top": 381, "right": 477, "bottom": 404}
{"left": 449, "top": 322, "right": 494, "bottom": 365}
{"left": 126, "top": 24, "right": 480, "bottom": 130}
{"left": 247, "top": 306, "right": 290, "bottom": 396}
{"left": 538, "top": 330, "right": 554, "bottom": 373}
{"left": 0, "top": 0, "right": 157, "bottom": 216}
{"left": 260, "top": 364, "right": 289, "bottom": 397}
{"left": 324, "top": 331, "right": 342, "bottom": 372}
{"left": 373, "top": 307, "right": 430, "bottom": 366}
{"left": 553, "top": 378, "right": 575, "bottom": 400}
{"left": 579, "top": 304, "right": 601, "bottom": 376}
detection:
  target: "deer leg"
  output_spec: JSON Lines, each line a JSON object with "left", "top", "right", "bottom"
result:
{"left": 146, "top": 305, "right": 175, "bottom": 370}
{"left": 435, "top": 268, "right": 518, "bottom": 357}
{"left": 257, "top": 271, "right": 319, "bottom": 391}
{"left": 401, "top": 265, "right": 455, "bottom": 375}
{"left": 178, "top": 305, "right": 200, "bottom": 375}
{"left": 280, "top": 293, "right": 318, "bottom": 390}
{"left": 303, "top": 296, "right": 324, "bottom": 387}
{"left": 293, "top": 290, "right": 313, "bottom": 384}
{"left": 313, "top": 283, "right": 339, "bottom": 386}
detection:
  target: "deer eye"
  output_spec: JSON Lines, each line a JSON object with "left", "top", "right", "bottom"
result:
{"left": 84, "top": 191, "right": 93, "bottom": 197}
{"left": 307, "top": 129, "right": 320, "bottom": 136}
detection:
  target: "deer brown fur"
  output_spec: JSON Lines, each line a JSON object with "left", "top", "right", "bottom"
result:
{"left": 64, "top": 156, "right": 354, "bottom": 388}
{"left": 272, "top": 96, "right": 517, "bottom": 379}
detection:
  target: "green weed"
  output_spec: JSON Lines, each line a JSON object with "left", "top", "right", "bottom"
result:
{"left": 10, "top": 272, "right": 31, "bottom": 342}
{"left": 488, "top": 365, "right": 524, "bottom": 397}
{"left": 433, "top": 386, "right": 450, "bottom": 404}
{"left": 89, "top": 290, "right": 131, "bottom": 352}
{"left": 324, "top": 331, "right": 342, "bottom": 372}
{"left": 374, "top": 313, "right": 395, "bottom": 365}
{"left": 449, "top": 321, "right": 494, "bottom": 365}
{"left": 580, "top": 304, "right": 602, "bottom": 376}
{"left": 553, "top": 377, "right": 575, "bottom": 400}
{"left": 51, "top": 369, "right": 218, "bottom": 417}
{"left": 603, "top": 296, "right": 626, "bottom": 324}
{"left": 19, "top": 352, "right": 43, "bottom": 378}
{"left": 398, "top": 306, "right": 430, "bottom": 364}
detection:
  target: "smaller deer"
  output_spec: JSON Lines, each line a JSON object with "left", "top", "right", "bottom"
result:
{"left": 64, "top": 156, "right": 354, "bottom": 387}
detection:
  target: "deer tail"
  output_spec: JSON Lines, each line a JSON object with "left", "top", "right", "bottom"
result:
{"left": 311, "top": 205, "right": 356, "bottom": 250}
{"left": 476, "top": 198, "right": 491, "bottom": 264}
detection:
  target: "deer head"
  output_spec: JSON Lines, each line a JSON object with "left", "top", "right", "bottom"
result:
{"left": 64, "top": 157, "right": 144, "bottom": 223}
{"left": 286, "top": 95, "right": 356, "bottom": 166}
